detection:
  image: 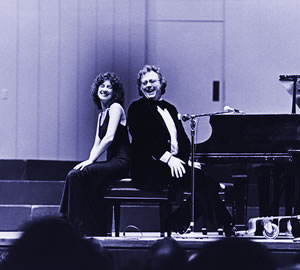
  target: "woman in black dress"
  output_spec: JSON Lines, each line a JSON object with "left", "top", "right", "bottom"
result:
{"left": 60, "top": 72, "right": 130, "bottom": 236}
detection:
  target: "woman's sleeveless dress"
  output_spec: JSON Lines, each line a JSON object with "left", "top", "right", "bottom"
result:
{"left": 59, "top": 111, "right": 130, "bottom": 235}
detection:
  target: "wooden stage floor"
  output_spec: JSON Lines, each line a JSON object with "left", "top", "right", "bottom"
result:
{"left": 0, "top": 231, "right": 300, "bottom": 269}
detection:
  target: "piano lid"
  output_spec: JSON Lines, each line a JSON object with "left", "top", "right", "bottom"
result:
{"left": 195, "top": 114, "right": 300, "bottom": 154}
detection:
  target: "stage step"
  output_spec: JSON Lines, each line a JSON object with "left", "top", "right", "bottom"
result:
{"left": 0, "top": 180, "right": 64, "bottom": 205}
{"left": 0, "top": 204, "right": 162, "bottom": 232}
{"left": 0, "top": 159, "right": 71, "bottom": 230}
{"left": 0, "top": 205, "right": 59, "bottom": 231}
{"left": 0, "top": 159, "right": 77, "bottom": 180}
{"left": 0, "top": 177, "right": 64, "bottom": 230}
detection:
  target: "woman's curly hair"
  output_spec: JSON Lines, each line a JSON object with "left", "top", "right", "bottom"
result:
{"left": 137, "top": 65, "right": 167, "bottom": 96}
{"left": 91, "top": 72, "right": 124, "bottom": 110}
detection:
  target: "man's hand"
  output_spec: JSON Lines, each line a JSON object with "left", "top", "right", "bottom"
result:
{"left": 167, "top": 156, "right": 186, "bottom": 178}
{"left": 73, "top": 160, "right": 93, "bottom": 171}
{"left": 188, "top": 160, "right": 202, "bottom": 170}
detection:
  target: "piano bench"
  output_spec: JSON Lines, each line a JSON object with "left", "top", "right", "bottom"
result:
{"left": 104, "top": 179, "right": 240, "bottom": 236}
{"left": 104, "top": 178, "right": 173, "bottom": 237}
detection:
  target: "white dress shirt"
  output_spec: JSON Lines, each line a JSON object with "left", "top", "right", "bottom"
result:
{"left": 157, "top": 104, "right": 179, "bottom": 163}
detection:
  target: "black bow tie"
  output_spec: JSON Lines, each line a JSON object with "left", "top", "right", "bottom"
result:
{"left": 146, "top": 99, "right": 167, "bottom": 109}
{"left": 157, "top": 100, "right": 168, "bottom": 109}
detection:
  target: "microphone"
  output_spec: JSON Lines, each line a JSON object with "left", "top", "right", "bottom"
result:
{"left": 181, "top": 114, "right": 191, "bottom": 122}
{"left": 224, "top": 105, "right": 244, "bottom": 113}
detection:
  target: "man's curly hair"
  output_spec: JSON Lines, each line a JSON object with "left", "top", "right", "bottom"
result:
{"left": 91, "top": 72, "right": 124, "bottom": 110}
{"left": 137, "top": 65, "right": 167, "bottom": 96}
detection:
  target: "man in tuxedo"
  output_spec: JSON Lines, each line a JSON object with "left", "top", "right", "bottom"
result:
{"left": 127, "top": 65, "right": 235, "bottom": 236}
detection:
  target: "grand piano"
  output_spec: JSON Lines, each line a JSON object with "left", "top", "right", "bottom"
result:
{"left": 195, "top": 114, "right": 300, "bottom": 224}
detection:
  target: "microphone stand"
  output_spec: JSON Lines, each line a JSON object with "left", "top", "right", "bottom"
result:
{"left": 185, "top": 111, "right": 230, "bottom": 233}
{"left": 293, "top": 80, "right": 297, "bottom": 114}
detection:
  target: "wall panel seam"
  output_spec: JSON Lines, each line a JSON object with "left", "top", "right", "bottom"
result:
{"left": 222, "top": 0, "right": 226, "bottom": 107}
{"left": 145, "top": 0, "right": 149, "bottom": 64}
{"left": 57, "top": 0, "right": 62, "bottom": 160}
{"left": 37, "top": 0, "right": 41, "bottom": 158}
{"left": 112, "top": 0, "right": 116, "bottom": 71}
{"left": 15, "top": 0, "right": 20, "bottom": 158}
{"left": 76, "top": 0, "right": 80, "bottom": 160}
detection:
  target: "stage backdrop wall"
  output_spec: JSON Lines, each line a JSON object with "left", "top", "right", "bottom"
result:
{"left": 225, "top": 0, "right": 300, "bottom": 115}
{"left": 0, "top": 0, "right": 146, "bottom": 160}
{"left": 0, "top": 0, "right": 299, "bottom": 160}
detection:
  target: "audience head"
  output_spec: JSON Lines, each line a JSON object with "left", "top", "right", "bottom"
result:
{"left": 137, "top": 65, "right": 167, "bottom": 98}
{"left": 283, "top": 243, "right": 300, "bottom": 270}
{"left": 146, "top": 237, "right": 186, "bottom": 270}
{"left": 0, "top": 216, "right": 113, "bottom": 270}
{"left": 188, "top": 237, "right": 275, "bottom": 270}
{"left": 91, "top": 72, "right": 124, "bottom": 109}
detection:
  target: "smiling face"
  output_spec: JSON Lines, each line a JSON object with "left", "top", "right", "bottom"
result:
{"left": 140, "top": 71, "right": 162, "bottom": 101}
{"left": 98, "top": 80, "right": 113, "bottom": 104}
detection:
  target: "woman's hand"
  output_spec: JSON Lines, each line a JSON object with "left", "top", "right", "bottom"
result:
{"left": 167, "top": 156, "right": 186, "bottom": 178}
{"left": 73, "top": 160, "right": 93, "bottom": 171}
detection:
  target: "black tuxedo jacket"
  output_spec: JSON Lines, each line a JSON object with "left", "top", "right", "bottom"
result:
{"left": 127, "top": 97, "right": 191, "bottom": 188}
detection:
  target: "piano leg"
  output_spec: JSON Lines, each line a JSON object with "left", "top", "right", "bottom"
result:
{"left": 255, "top": 165, "right": 282, "bottom": 234}
{"left": 258, "top": 165, "right": 287, "bottom": 215}
{"left": 258, "top": 165, "right": 273, "bottom": 217}
{"left": 232, "top": 174, "right": 248, "bottom": 226}
{"left": 271, "top": 166, "right": 285, "bottom": 217}
{"left": 284, "top": 165, "right": 295, "bottom": 216}
{"left": 256, "top": 165, "right": 297, "bottom": 234}
{"left": 256, "top": 165, "right": 273, "bottom": 235}
{"left": 289, "top": 161, "right": 300, "bottom": 215}
{"left": 294, "top": 177, "right": 300, "bottom": 216}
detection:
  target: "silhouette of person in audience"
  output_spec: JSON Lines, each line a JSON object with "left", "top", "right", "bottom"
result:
{"left": 0, "top": 216, "right": 113, "bottom": 270}
{"left": 146, "top": 237, "right": 187, "bottom": 270}
{"left": 279, "top": 245, "right": 300, "bottom": 270}
{"left": 0, "top": 217, "right": 281, "bottom": 270}
{"left": 187, "top": 237, "right": 276, "bottom": 270}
